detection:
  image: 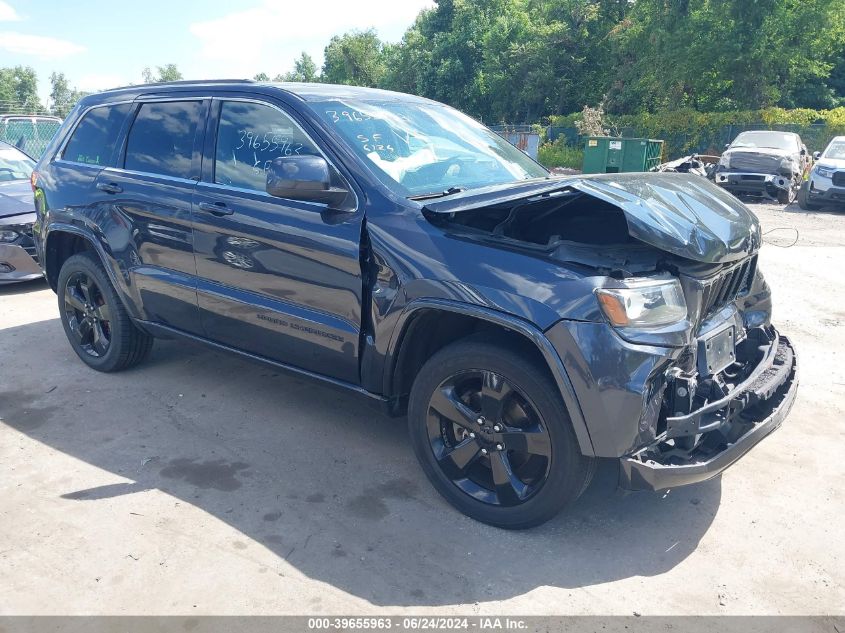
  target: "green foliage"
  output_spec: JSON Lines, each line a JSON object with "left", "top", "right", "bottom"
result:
{"left": 537, "top": 138, "right": 583, "bottom": 169}
{"left": 551, "top": 106, "right": 845, "bottom": 157}
{"left": 0, "top": 66, "right": 42, "bottom": 113}
{"left": 141, "top": 64, "right": 183, "bottom": 84}
{"left": 322, "top": 30, "right": 387, "bottom": 87}
{"left": 49, "top": 72, "right": 89, "bottom": 118}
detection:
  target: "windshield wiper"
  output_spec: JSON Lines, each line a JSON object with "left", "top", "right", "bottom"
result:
{"left": 408, "top": 187, "right": 466, "bottom": 201}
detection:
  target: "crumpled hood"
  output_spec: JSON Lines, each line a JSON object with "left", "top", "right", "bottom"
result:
{"left": 0, "top": 179, "right": 35, "bottom": 219}
{"left": 424, "top": 173, "right": 761, "bottom": 264}
{"left": 722, "top": 147, "right": 797, "bottom": 173}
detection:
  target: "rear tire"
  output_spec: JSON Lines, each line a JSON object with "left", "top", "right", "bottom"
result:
{"left": 408, "top": 339, "right": 593, "bottom": 529}
{"left": 57, "top": 252, "right": 153, "bottom": 372}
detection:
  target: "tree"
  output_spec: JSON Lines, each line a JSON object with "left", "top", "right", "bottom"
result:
{"left": 49, "top": 72, "right": 88, "bottom": 118}
{"left": 253, "top": 72, "right": 270, "bottom": 81}
{"left": 606, "top": 0, "right": 845, "bottom": 113}
{"left": 0, "top": 66, "right": 42, "bottom": 114}
{"left": 322, "top": 30, "right": 387, "bottom": 87}
{"left": 141, "top": 64, "right": 183, "bottom": 84}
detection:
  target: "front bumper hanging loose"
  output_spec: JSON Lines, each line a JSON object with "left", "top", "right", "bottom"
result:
{"left": 715, "top": 172, "right": 794, "bottom": 200}
{"left": 619, "top": 331, "right": 798, "bottom": 491}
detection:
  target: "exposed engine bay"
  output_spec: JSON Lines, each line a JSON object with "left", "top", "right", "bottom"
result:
{"left": 422, "top": 177, "right": 795, "bottom": 483}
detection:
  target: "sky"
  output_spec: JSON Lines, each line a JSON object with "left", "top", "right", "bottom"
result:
{"left": 0, "top": 0, "right": 434, "bottom": 104}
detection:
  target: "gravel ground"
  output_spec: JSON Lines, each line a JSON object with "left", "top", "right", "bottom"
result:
{"left": 0, "top": 200, "right": 843, "bottom": 615}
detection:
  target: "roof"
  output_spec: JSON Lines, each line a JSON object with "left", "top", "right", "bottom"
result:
{"left": 82, "top": 79, "right": 436, "bottom": 105}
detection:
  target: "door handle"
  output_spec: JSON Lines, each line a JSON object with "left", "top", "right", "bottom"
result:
{"left": 96, "top": 182, "right": 122, "bottom": 194}
{"left": 197, "top": 201, "right": 233, "bottom": 216}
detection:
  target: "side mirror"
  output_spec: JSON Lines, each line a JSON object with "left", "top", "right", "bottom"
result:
{"left": 266, "top": 155, "right": 349, "bottom": 209}
{"left": 813, "top": 151, "right": 821, "bottom": 161}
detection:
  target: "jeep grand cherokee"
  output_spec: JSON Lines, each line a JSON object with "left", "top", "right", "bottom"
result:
{"left": 32, "top": 81, "right": 798, "bottom": 528}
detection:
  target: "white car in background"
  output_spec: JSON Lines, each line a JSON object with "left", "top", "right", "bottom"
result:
{"left": 799, "top": 136, "right": 845, "bottom": 210}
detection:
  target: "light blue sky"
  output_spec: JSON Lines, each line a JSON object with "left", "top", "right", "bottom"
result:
{"left": 0, "top": 0, "right": 433, "bottom": 104}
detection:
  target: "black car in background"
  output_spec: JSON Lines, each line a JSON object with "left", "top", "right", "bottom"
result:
{"left": 0, "top": 140, "right": 40, "bottom": 284}
{"left": 32, "top": 81, "right": 798, "bottom": 528}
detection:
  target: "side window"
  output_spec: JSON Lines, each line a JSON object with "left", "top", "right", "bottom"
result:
{"left": 214, "top": 101, "right": 319, "bottom": 192}
{"left": 124, "top": 101, "right": 202, "bottom": 179}
{"left": 61, "top": 104, "right": 132, "bottom": 166}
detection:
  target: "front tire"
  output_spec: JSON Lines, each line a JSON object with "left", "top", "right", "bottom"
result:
{"left": 797, "top": 181, "right": 820, "bottom": 210}
{"left": 57, "top": 252, "right": 153, "bottom": 372}
{"left": 408, "top": 339, "right": 593, "bottom": 529}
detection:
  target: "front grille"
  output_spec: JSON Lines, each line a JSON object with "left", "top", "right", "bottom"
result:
{"left": 700, "top": 255, "right": 757, "bottom": 317}
{"left": 833, "top": 171, "right": 845, "bottom": 187}
{"left": 729, "top": 153, "right": 782, "bottom": 173}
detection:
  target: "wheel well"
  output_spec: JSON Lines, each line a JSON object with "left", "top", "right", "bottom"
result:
{"left": 390, "top": 309, "right": 554, "bottom": 412}
{"left": 45, "top": 231, "right": 95, "bottom": 290}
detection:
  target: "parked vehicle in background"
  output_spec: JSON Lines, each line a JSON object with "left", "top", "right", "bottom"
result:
{"left": 714, "top": 130, "right": 810, "bottom": 204}
{"left": 798, "top": 136, "right": 845, "bottom": 210}
{"left": 0, "top": 140, "right": 40, "bottom": 284}
{"left": 0, "top": 115, "right": 63, "bottom": 159}
{"left": 32, "top": 81, "right": 797, "bottom": 528}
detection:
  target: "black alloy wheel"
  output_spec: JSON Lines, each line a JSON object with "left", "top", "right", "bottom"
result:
{"left": 57, "top": 252, "right": 153, "bottom": 372}
{"left": 62, "top": 271, "right": 112, "bottom": 357}
{"left": 408, "top": 338, "right": 594, "bottom": 529}
{"left": 426, "top": 369, "right": 552, "bottom": 506}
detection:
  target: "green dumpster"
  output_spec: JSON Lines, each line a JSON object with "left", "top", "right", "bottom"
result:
{"left": 582, "top": 136, "right": 664, "bottom": 174}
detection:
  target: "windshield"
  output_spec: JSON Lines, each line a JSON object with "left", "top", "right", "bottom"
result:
{"left": 823, "top": 140, "right": 845, "bottom": 160}
{"left": 0, "top": 145, "right": 35, "bottom": 182}
{"left": 311, "top": 99, "right": 548, "bottom": 196}
{"left": 730, "top": 131, "right": 798, "bottom": 151}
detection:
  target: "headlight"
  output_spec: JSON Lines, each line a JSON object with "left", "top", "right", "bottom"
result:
{"left": 780, "top": 157, "right": 797, "bottom": 172}
{"left": 0, "top": 229, "right": 20, "bottom": 243}
{"left": 718, "top": 154, "right": 731, "bottom": 169}
{"left": 816, "top": 166, "right": 834, "bottom": 179}
{"left": 595, "top": 277, "right": 687, "bottom": 328}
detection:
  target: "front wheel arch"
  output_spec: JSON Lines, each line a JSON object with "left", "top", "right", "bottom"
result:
{"left": 386, "top": 300, "right": 595, "bottom": 457}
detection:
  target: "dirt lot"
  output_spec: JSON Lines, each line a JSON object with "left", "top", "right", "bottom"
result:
{"left": 1, "top": 201, "right": 843, "bottom": 615}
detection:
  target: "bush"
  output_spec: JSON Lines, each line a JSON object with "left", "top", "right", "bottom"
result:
{"left": 547, "top": 106, "right": 845, "bottom": 157}
{"left": 538, "top": 138, "right": 583, "bottom": 169}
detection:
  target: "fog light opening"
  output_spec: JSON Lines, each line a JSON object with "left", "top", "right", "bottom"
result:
{"left": 0, "top": 262, "right": 15, "bottom": 273}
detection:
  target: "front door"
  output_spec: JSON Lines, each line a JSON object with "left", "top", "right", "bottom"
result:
{"left": 191, "top": 98, "right": 364, "bottom": 384}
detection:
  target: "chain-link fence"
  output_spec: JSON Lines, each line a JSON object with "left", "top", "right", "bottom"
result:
{"left": 0, "top": 114, "right": 63, "bottom": 158}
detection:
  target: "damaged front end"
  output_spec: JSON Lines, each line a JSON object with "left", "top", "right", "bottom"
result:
{"left": 423, "top": 173, "right": 798, "bottom": 491}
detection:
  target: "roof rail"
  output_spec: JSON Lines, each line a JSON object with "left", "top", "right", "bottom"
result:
{"left": 108, "top": 78, "right": 256, "bottom": 91}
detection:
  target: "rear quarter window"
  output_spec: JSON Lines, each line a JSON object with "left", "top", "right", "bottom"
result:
{"left": 124, "top": 101, "right": 202, "bottom": 179}
{"left": 61, "top": 104, "right": 132, "bottom": 166}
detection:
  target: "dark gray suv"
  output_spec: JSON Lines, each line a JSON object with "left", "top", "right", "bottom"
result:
{"left": 32, "top": 81, "right": 798, "bottom": 528}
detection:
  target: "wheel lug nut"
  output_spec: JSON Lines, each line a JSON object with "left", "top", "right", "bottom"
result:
{"left": 477, "top": 417, "right": 484, "bottom": 425}
{"left": 496, "top": 444, "right": 504, "bottom": 451}
{"left": 481, "top": 448, "right": 488, "bottom": 455}
{"left": 493, "top": 425, "right": 501, "bottom": 432}
{"left": 469, "top": 432, "right": 476, "bottom": 439}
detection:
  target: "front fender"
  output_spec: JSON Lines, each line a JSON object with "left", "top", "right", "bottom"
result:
{"left": 385, "top": 298, "right": 596, "bottom": 456}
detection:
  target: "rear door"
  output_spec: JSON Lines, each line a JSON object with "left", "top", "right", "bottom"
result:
{"left": 191, "top": 96, "right": 364, "bottom": 383}
{"left": 95, "top": 97, "right": 208, "bottom": 333}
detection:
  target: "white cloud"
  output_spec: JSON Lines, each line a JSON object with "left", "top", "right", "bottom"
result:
{"left": 188, "top": 0, "right": 433, "bottom": 77}
{"left": 0, "top": 1, "right": 20, "bottom": 21}
{"left": 0, "top": 31, "right": 85, "bottom": 58}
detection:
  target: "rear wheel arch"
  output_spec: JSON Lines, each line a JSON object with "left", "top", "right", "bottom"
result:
{"left": 386, "top": 300, "right": 595, "bottom": 456}
{"left": 44, "top": 229, "right": 98, "bottom": 291}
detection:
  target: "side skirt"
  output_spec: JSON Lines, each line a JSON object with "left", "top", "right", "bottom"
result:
{"left": 135, "top": 319, "right": 393, "bottom": 414}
